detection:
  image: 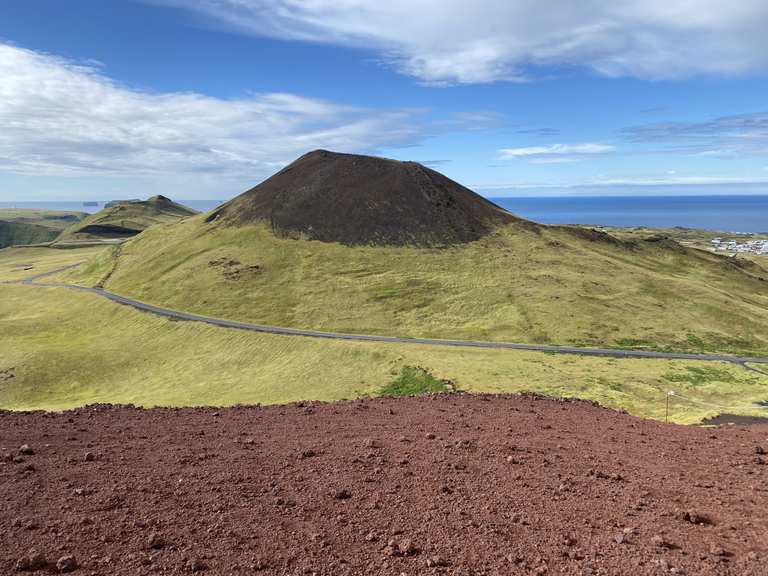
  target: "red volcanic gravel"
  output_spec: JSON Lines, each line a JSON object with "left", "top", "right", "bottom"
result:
{"left": 1, "top": 393, "right": 768, "bottom": 575}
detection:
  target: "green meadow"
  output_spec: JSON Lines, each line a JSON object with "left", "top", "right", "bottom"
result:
{"left": 59, "top": 215, "right": 768, "bottom": 357}
{"left": 2, "top": 246, "right": 767, "bottom": 423}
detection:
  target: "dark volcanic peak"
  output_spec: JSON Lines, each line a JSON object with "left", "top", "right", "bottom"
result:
{"left": 206, "top": 149, "right": 520, "bottom": 246}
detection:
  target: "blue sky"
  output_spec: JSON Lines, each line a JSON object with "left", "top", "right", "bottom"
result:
{"left": 2, "top": 0, "right": 768, "bottom": 200}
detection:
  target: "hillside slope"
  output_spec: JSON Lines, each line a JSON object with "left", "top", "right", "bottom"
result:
{"left": 64, "top": 211, "right": 768, "bottom": 357}
{"left": 207, "top": 149, "right": 518, "bottom": 246}
{"left": 0, "top": 221, "right": 60, "bottom": 248}
{"left": 0, "top": 209, "right": 86, "bottom": 248}
{"left": 6, "top": 260, "right": 767, "bottom": 420}
{"left": 56, "top": 195, "right": 197, "bottom": 242}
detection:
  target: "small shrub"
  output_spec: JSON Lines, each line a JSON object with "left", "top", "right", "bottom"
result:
{"left": 379, "top": 366, "right": 456, "bottom": 397}
{"left": 685, "top": 334, "right": 705, "bottom": 348}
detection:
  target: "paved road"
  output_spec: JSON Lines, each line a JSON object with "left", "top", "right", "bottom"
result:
{"left": 11, "top": 264, "right": 768, "bottom": 367}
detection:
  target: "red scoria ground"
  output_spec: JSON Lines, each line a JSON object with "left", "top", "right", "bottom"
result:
{"left": 2, "top": 393, "right": 768, "bottom": 575}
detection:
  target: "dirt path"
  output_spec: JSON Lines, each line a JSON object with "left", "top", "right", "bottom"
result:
{"left": 2, "top": 394, "right": 767, "bottom": 575}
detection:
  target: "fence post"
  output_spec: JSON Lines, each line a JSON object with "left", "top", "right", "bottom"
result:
{"left": 666, "top": 391, "right": 675, "bottom": 423}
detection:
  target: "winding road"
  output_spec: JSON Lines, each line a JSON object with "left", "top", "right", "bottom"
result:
{"left": 10, "top": 264, "right": 768, "bottom": 368}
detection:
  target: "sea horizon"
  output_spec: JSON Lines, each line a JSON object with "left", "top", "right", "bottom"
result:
{"left": 2, "top": 194, "right": 768, "bottom": 234}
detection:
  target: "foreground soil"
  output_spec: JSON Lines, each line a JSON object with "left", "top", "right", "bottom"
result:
{"left": 2, "top": 394, "right": 768, "bottom": 575}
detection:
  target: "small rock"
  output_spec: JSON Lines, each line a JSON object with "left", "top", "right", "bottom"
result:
{"left": 386, "top": 540, "right": 399, "bottom": 557}
{"left": 398, "top": 539, "right": 418, "bottom": 556}
{"left": 15, "top": 549, "right": 47, "bottom": 571}
{"left": 300, "top": 449, "right": 317, "bottom": 459}
{"left": 56, "top": 555, "right": 78, "bottom": 573}
{"left": 186, "top": 558, "right": 208, "bottom": 572}
{"left": 84, "top": 452, "right": 96, "bottom": 462}
{"left": 19, "top": 444, "right": 34, "bottom": 455}
{"left": 334, "top": 489, "right": 352, "bottom": 500}
{"left": 651, "top": 535, "right": 672, "bottom": 549}
{"left": 680, "top": 509, "right": 710, "bottom": 525}
{"left": 426, "top": 556, "right": 449, "bottom": 567}
{"left": 709, "top": 545, "right": 730, "bottom": 558}
{"left": 425, "top": 433, "right": 436, "bottom": 440}
{"left": 755, "top": 446, "right": 766, "bottom": 455}
{"left": 147, "top": 532, "right": 165, "bottom": 550}
{"left": 386, "top": 539, "right": 418, "bottom": 557}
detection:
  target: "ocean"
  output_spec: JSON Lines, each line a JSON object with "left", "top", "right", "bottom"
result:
{"left": 2, "top": 195, "right": 767, "bottom": 234}
{"left": 492, "top": 195, "right": 768, "bottom": 234}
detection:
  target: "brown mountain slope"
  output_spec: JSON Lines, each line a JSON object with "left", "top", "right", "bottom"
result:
{"left": 206, "top": 149, "right": 519, "bottom": 246}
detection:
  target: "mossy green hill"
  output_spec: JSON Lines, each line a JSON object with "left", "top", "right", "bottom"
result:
{"left": 0, "top": 209, "right": 86, "bottom": 248}
{"left": 56, "top": 195, "right": 197, "bottom": 243}
{"left": 63, "top": 151, "right": 768, "bottom": 357}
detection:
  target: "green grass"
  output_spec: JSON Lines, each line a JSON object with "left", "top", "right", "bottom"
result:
{"left": 0, "top": 208, "right": 86, "bottom": 228}
{"left": 663, "top": 366, "right": 738, "bottom": 387}
{"left": 58, "top": 216, "right": 768, "bottom": 357}
{"left": 3, "top": 246, "right": 768, "bottom": 423}
{"left": 56, "top": 196, "right": 197, "bottom": 242}
{"left": 0, "top": 221, "right": 59, "bottom": 248}
{"left": 0, "top": 246, "right": 108, "bottom": 282}
{"left": 380, "top": 366, "right": 456, "bottom": 396}
{"left": 0, "top": 209, "right": 86, "bottom": 248}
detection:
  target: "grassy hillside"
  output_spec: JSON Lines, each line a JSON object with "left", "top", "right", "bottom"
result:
{"left": 2, "top": 248, "right": 767, "bottom": 422}
{"left": 61, "top": 215, "right": 768, "bottom": 357}
{"left": 0, "top": 245, "right": 106, "bottom": 282}
{"left": 0, "top": 208, "right": 86, "bottom": 248}
{"left": 590, "top": 225, "right": 768, "bottom": 258}
{"left": 0, "top": 221, "right": 60, "bottom": 248}
{"left": 56, "top": 196, "right": 197, "bottom": 242}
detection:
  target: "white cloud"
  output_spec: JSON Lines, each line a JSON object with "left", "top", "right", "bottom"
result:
{"left": 590, "top": 174, "right": 768, "bottom": 186}
{"left": 155, "top": 0, "right": 768, "bottom": 84}
{"left": 498, "top": 143, "right": 614, "bottom": 163}
{"left": 624, "top": 112, "right": 768, "bottom": 158}
{"left": 0, "top": 43, "right": 429, "bottom": 180}
{"left": 473, "top": 174, "right": 768, "bottom": 195}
